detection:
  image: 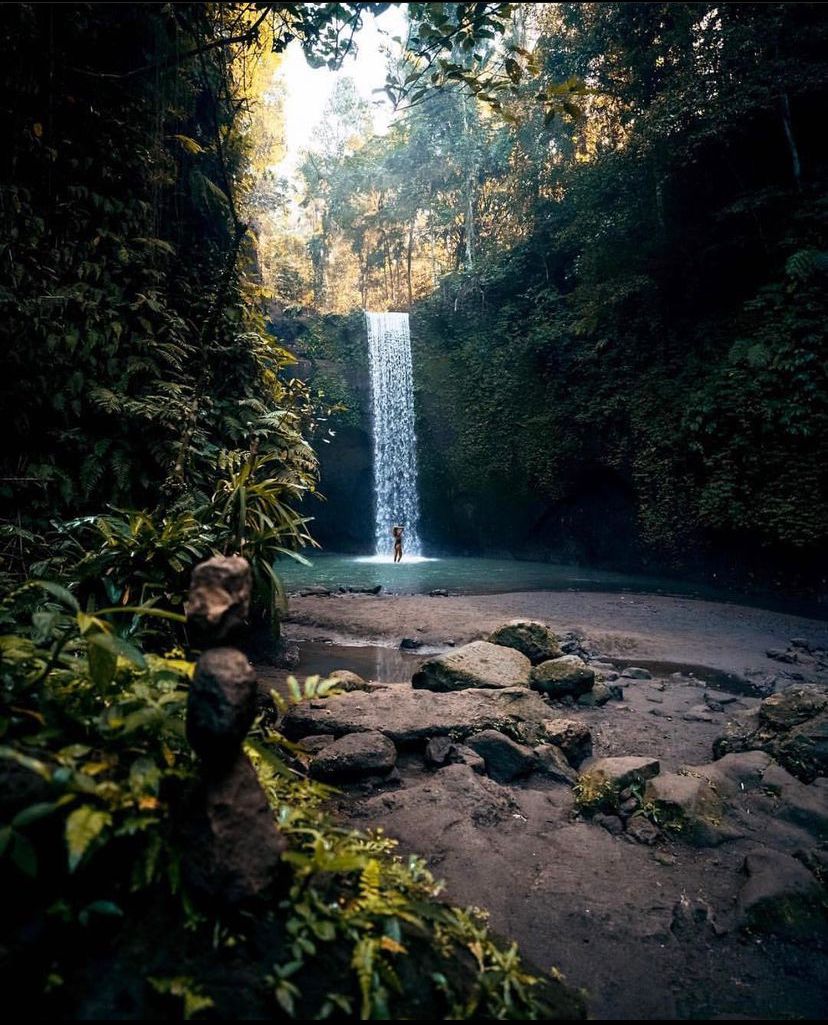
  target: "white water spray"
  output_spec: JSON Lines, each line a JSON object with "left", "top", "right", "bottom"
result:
{"left": 365, "top": 311, "right": 422, "bottom": 558}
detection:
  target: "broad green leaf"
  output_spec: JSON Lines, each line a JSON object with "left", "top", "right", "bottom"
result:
{"left": 88, "top": 636, "right": 117, "bottom": 687}
{"left": 88, "top": 631, "right": 146, "bottom": 669}
{"left": 66, "top": 805, "right": 111, "bottom": 871}
{"left": 12, "top": 801, "right": 61, "bottom": 829}
{"left": 32, "top": 580, "right": 79, "bottom": 611}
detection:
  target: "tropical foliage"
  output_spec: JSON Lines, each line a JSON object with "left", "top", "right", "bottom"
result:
{"left": 0, "top": 579, "right": 579, "bottom": 1018}
{"left": 280, "top": 3, "right": 828, "bottom": 588}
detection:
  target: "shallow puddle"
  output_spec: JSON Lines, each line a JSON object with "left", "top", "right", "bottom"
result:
{"left": 281, "top": 643, "right": 759, "bottom": 695}
{"left": 610, "top": 658, "right": 761, "bottom": 695}
{"left": 286, "top": 640, "right": 425, "bottom": 682}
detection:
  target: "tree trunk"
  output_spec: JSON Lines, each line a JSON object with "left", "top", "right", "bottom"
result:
{"left": 780, "top": 92, "right": 802, "bottom": 191}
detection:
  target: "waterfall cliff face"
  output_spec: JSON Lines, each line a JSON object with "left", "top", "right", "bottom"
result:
{"left": 365, "top": 312, "right": 422, "bottom": 557}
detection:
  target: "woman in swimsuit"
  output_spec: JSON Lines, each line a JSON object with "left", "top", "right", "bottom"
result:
{"left": 392, "top": 525, "right": 404, "bottom": 563}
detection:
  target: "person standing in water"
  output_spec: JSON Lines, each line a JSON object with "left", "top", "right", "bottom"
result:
{"left": 392, "top": 524, "right": 404, "bottom": 563}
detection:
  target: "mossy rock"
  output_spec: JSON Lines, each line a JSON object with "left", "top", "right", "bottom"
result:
{"left": 488, "top": 620, "right": 562, "bottom": 664}
{"left": 530, "top": 656, "right": 595, "bottom": 697}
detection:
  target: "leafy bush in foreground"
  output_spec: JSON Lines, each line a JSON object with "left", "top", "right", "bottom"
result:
{"left": 0, "top": 582, "right": 583, "bottom": 1019}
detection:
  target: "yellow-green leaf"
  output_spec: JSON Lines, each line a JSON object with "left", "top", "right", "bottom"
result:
{"left": 66, "top": 806, "right": 111, "bottom": 872}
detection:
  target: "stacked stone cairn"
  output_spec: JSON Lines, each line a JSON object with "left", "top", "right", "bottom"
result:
{"left": 182, "top": 555, "right": 285, "bottom": 907}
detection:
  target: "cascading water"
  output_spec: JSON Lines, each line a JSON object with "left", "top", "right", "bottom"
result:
{"left": 365, "top": 311, "right": 422, "bottom": 558}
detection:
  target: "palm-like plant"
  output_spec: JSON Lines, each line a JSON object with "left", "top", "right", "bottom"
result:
{"left": 210, "top": 452, "right": 318, "bottom": 632}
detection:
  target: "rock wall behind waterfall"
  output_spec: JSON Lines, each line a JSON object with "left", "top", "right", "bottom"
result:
{"left": 268, "top": 312, "right": 374, "bottom": 552}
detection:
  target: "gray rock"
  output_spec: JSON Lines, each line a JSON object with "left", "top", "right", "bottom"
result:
{"left": 760, "top": 687, "right": 827, "bottom": 729}
{"left": 625, "top": 815, "right": 661, "bottom": 845}
{"left": 777, "top": 711, "right": 828, "bottom": 783}
{"left": 644, "top": 773, "right": 725, "bottom": 846}
{"left": 594, "top": 813, "right": 624, "bottom": 835}
{"left": 621, "top": 667, "right": 652, "bottom": 680}
{"left": 713, "top": 688, "right": 828, "bottom": 782}
{"left": 298, "top": 586, "right": 331, "bottom": 597}
{"left": 309, "top": 731, "right": 397, "bottom": 782}
{"left": 713, "top": 708, "right": 762, "bottom": 758}
{"left": 424, "top": 735, "right": 453, "bottom": 768}
{"left": 429, "top": 588, "right": 449, "bottom": 597}
{"left": 737, "top": 850, "right": 826, "bottom": 940}
{"left": 448, "top": 744, "right": 486, "bottom": 773}
{"left": 542, "top": 718, "right": 593, "bottom": 767}
{"left": 577, "top": 681, "right": 613, "bottom": 707}
{"left": 281, "top": 682, "right": 552, "bottom": 747}
{"left": 412, "top": 640, "right": 531, "bottom": 692}
{"left": 705, "top": 690, "right": 739, "bottom": 707}
{"left": 766, "top": 648, "right": 796, "bottom": 664}
{"left": 400, "top": 637, "right": 423, "bottom": 650}
{"left": 488, "top": 620, "right": 562, "bottom": 664}
{"left": 530, "top": 655, "right": 595, "bottom": 697}
{"left": 683, "top": 706, "right": 714, "bottom": 723}
{"left": 691, "top": 750, "right": 773, "bottom": 798}
{"left": 187, "top": 648, "right": 257, "bottom": 765}
{"left": 327, "top": 669, "right": 373, "bottom": 691}
{"left": 790, "top": 637, "right": 812, "bottom": 652}
{"left": 761, "top": 763, "right": 828, "bottom": 839}
{"left": 466, "top": 729, "right": 537, "bottom": 783}
{"left": 185, "top": 555, "right": 252, "bottom": 644}
{"left": 297, "top": 734, "right": 337, "bottom": 755}
{"left": 182, "top": 753, "right": 285, "bottom": 906}
{"left": 533, "top": 744, "right": 578, "bottom": 785}
{"left": 591, "top": 661, "right": 618, "bottom": 674}
{"left": 580, "top": 756, "right": 660, "bottom": 790}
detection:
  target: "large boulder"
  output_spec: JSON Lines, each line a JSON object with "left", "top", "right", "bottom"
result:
{"left": 488, "top": 620, "right": 561, "bottom": 664}
{"left": 534, "top": 744, "right": 578, "bottom": 785}
{"left": 309, "top": 731, "right": 397, "bottom": 782}
{"left": 760, "top": 687, "right": 827, "bottom": 729}
{"left": 530, "top": 656, "right": 595, "bottom": 697}
{"left": 466, "top": 730, "right": 537, "bottom": 783}
{"left": 643, "top": 773, "right": 726, "bottom": 846}
{"left": 412, "top": 640, "right": 531, "bottom": 692}
{"left": 737, "top": 850, "right": 827, "bottom": 941}
{"left": 688, "top": 750, "right": 773, "bottom": 798}
{"left": 542, "top": 719, "right": 593, "bottom": 768}
{"left": 579, "top": 756, "right": 660, "bottom": 792}
{"left": 713, "top": 687, "right": 828, "bottom": 782}
{"left": 281, "top": 682, "right": 552, "bottom": 747}
{"left": 777, "top": 711, "right": 828, "bottom": 783}
{"left": 760, "top": 762, "right": 828, "bottom": 839}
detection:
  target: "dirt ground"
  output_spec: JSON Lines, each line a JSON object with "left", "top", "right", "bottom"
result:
{"left": 272, "top": 591, "right": 828, "bottom": 1020}
{"left": 285, "top": 589, "right": 828, "bottom": 682}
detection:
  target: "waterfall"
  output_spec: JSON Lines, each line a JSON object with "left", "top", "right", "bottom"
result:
{"left": 365, "top": 311, "right": 422, "bottom": 557}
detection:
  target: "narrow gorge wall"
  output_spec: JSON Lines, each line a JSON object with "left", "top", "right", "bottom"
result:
{"left": 269, "top": 312, "right": 374, "bottom": 552}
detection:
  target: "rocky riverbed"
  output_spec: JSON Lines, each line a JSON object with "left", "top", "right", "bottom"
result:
{"left": 258, "top": 594, "right": 828, "bottom": 1020}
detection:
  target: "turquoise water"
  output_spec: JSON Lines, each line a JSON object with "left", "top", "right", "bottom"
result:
{"left": 274, "top": 552, "right": 828, "bottom": 618}
{"left": 276, "top": 551, "right": 779, "bottom": 606}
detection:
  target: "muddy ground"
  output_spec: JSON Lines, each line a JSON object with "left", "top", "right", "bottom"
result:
{"left": 258, "top": 591, "right": 828, "bottom": 1020}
